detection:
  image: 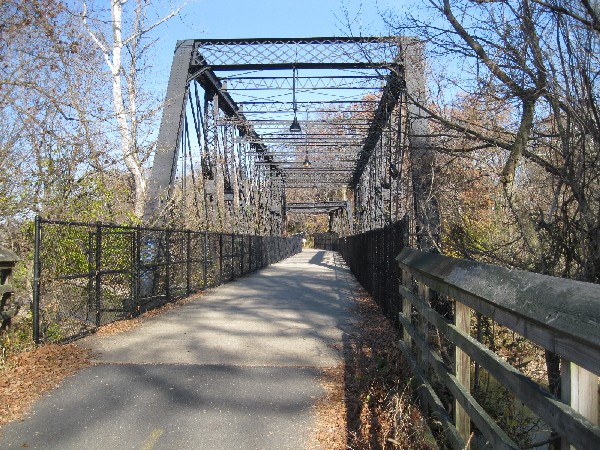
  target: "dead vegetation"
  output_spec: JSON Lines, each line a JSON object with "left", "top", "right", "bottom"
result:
{"left": 314, "top": 288, "right": 435, "bottom": 449}
{"left": 0, "top": 292, "right": 203, "bottom": 428}
{"left": 0, "top": 343, "right": 92, "bottom": 427}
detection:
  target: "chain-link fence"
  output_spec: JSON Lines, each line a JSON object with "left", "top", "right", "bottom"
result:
{"left": 338, "top": 218, "right": 409, "bottom": 326}
{"left": 32, "top": 217, "right": 302, "bottom": 343}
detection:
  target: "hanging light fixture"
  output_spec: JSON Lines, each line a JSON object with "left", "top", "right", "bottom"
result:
{"left": 303, "top": 150, "right": 311, "bottom": 168}
{"left": 290, "top": 66, "right": 301, "bottom": 132}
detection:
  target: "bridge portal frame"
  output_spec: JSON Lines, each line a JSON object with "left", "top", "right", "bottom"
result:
{"left": 144, "top": 37, "right": 436, "bottom": 242}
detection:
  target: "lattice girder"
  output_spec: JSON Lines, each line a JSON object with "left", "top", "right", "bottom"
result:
{"left": 145, "top": 36, "right": 428, "bottom": 234}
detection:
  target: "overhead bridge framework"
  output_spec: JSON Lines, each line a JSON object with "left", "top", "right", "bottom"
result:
{"left": 144, "top": 37, "right": 432, "bottom": 237}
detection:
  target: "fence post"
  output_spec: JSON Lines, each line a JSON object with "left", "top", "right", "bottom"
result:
{"left": 134, "top": 225, "right": 141, "bottom": 316}
{"left": 400, "top": 269, "right": 411, "bottom": 346}
{"left": 32, "top": 215, "right": 41, "bottom": 344}
{"left": 417, "top": 283, "right": 429, "bottom": 368}
{"left": 186, "top": 230, "right": 191, "bottom": 295}
{"left": 561, "top": 360, "right": 599, "bottom": 449}
{"left": 249, "top": 235, "right": 253, "bottom": 272}
{"left": 455, "top": 299, "right": 471, "bottom": 444}
{"left": 203, "top": 232, "right": 208, "bottom": 288}
{"left": 219, "top": 234, "right": 223, "bottom": 285}
{"left": 231, "top": 234, "right": 235, "bottom": 281}
{"left": 95, "top": 222, "right": 102, "bottom": 328}
{"left": 165, "top": 230, "right": 171, "bottom": 303}
{"left": 241, "top": 235, "right": 245, "bottom": 276}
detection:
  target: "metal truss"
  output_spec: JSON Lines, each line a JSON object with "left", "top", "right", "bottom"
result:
{"left": 224, "top": 75, "right": 383, "bottom": 91}
{"left": 145, "top": 36, "right": 430, "bottom": 236}
{"left": 192, "top": 37, "right": 402, "bottom": 69}
{"left": 287, "top": 201, "right": 349, "bottom": 214}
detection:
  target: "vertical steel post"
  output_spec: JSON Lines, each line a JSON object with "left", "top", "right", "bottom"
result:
{"left": 32, "top": 215, "right": 41, "bottom": 344}
{"left": 165, "top": 230, "right": 171, "bottom": 303}
{"left": 249, "top": 235, "right": 253, "bottom": 272}
{"left": 186, "top": 230, "right": 191, "bottom": 295}
{"left": 134, "top": 225, "right": 141, "bottom": 315}
{"left": 219, "top": 234, "right": 223, "bottom": 285}
{"left": 95, "top": 222, "right": 102, "bottom": 328}
{"left": 241, "top": 235, "right": 245, "bottom": 275}
{"left": 87, "top": 231, "right": 94, "bottom": 321}
{"left": 203, "top": 232, "right": 208, "bottom": 289}
{"left": 231, "top": 234, "right": 235, "bottom": 281}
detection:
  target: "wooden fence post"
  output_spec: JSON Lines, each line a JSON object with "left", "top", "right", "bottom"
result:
{"left": 417, "top": 283, "right": 429, "bottom": 368}
{"left": 401, "top": 269, "right": 412, "bottom": 346}
{"left": 561, "top": 360, "right": 599, "bottom": 449}
{"left": 455, "top": 299, "right": 471, "bottom": 445}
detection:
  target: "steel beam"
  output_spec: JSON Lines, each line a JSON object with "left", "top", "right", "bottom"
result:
{"left": 350, "top": 65, "right": 404, "bottom": 188}
{"left": 144, "top": 40, "right": 196, "bottom": 223}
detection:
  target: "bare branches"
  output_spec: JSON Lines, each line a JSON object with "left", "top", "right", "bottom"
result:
{"left": 531, "top": 0, "right": 600, "bottom": 33}
{"left": 81, "top": 0, "right": 185, "bottom": 218}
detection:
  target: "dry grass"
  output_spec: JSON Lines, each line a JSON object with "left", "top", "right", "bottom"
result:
{"left": 314, "top": 288, "right": 436, "bottom": 449}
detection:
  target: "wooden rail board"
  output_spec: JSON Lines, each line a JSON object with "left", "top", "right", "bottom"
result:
{"left": 397, "top": 248, "right": 600, "bottom": 376}
{"left": 399, "top": 313, "right": 519, "bottom": 450}
{"left": 396, "top": 248, "right": 600, "bottom": 449}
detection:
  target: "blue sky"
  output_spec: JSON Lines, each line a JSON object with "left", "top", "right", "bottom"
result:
{"left": 147, "top": 0, "right": 407, "bottom": 89}
{"left": 163, "top": 0, "right": 401, "bottom": 41}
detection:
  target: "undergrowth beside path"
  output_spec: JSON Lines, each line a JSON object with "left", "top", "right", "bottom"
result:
{"left": 314, "top": 287, "right": 436, "bottom": 449}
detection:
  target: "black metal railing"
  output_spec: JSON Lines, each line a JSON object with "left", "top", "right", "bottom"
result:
{"left": 32, "top": 216, "right": 302, "bottom": 343}
{"left": 338, "top": 218, "right": 409, "bottom": 325}
{"left": 313, "top": 232, "right": 339, "bottom": 251}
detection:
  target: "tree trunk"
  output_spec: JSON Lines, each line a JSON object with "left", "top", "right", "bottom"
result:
{"left": 110, "top": 0, "right": 146, "bottom": 219}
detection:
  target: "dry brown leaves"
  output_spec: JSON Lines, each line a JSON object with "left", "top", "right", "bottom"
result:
{"left": 0, "top": 292, "right": 205, "bottom": 428}
{"left": 313, "top": 364, "right": 347, "bottom": 449}
{"left": 313, "top": 288, "right": 434, "bottom": 450}
{"left": 0, "top": 343, "right": 92, "bottom": 427}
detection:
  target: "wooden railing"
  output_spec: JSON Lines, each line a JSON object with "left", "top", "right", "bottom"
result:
{"left": 396, "top": 248, "right": 600, "bottom": 449}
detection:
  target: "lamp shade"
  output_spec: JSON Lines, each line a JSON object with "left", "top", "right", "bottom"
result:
{"left": 290, "top": 116, "right": 301, "bottom": 133}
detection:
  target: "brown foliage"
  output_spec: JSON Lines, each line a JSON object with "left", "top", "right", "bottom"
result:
{"left": 314, "top": 288, "right": 435, "bottom": 449}
{"left": 0, "top": 344, "right": 92, "bottom": 427}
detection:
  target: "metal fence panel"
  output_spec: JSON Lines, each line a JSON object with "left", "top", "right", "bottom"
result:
{"left": 338, "top": 218, "right": 408, "bottom": 326}
{"left": 32, "top": 217, "right": 302, "bottom": 343}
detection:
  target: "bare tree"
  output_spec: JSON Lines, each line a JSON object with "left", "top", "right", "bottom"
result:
{"left": 388, "top": 0, "right": 600, "bottom": 280}
{"left": 82, "top": 0, "right": 183, "bottom": 218}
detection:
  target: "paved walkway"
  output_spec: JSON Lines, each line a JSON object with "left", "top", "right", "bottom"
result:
{"left": 0, "top": 249, "right": 359, "bottom": 450}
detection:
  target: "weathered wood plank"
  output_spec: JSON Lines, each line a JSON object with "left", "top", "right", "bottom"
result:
{"left": 417, "top": 283, "right": 429, "bottom": 371}
{"left": 406, "top": 288, "right": 600, "bottom": 449}
{"left": 398, "top": 339, "right": 466, "bottom": 450}
{"left": 401, "top": 269, "right": 412, "bottom": 345}
{"left": 399, "top": 313, "right": 519, "bottom": 450}
{"left": 396, "top": 248, "right": 600, "bottom": 376}
{"left": 454, "top": 300, "right": 471, "bottom": 444}
{"left": 561, "top": 360, "right": 599, "bottom": 449}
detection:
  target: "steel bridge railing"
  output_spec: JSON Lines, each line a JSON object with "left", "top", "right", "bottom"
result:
{"left": 32, "top": 216, "right": 302, "bottom": 343}
{"left": 338, "top": 218, "right": 409, "bottom": 326}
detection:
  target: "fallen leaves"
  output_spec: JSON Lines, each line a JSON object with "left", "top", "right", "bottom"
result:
{"left": 0, "top": 291, "right": 205, "bottom": 427}
{"left": 313, "top": 287, "right": 434, "bottom": 449}
{"left": 0, "top": 343, "right": 92, "bottom": 427}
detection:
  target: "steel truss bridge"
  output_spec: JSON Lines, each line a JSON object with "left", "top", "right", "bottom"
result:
{"left": 144, "top": 37, "right": 434, "bottom": 241}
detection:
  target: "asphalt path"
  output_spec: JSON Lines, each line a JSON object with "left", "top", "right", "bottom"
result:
{"left": 0, "top": 249, "right": 359, "bottom": 449}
